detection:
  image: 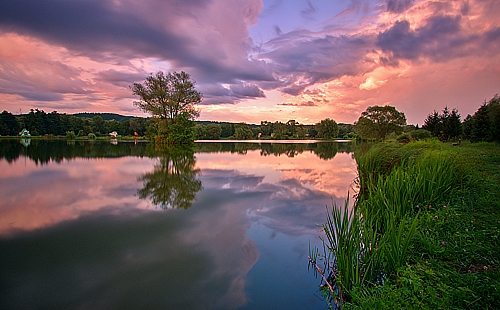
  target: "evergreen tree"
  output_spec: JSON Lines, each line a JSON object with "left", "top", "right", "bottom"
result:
{"left": 487, "top": 95, "right": 500, "bottom": 142}
{"left": 446, "top": 108, "right": 462, "bottom": 139}
{"left": 470, "top": 103, "right": 490, "bottom": 142}
{"left": 422, "top": 107, "right": 462, "bottom": 141}
{"left": 462, "top": 114, "right": 473, "bottom": 140}
{"left": 422, "top": 110, "right": 442, "bottom": 137}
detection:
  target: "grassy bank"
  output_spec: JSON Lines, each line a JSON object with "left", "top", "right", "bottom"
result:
{"left": 313, "top": 140, "right": 500, "bottom": 309}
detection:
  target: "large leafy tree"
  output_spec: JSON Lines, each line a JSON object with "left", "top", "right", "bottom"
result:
{"left": 355, "top": 105, "right": 406, "bottom": 140}
{"left": 315, "top": 118, "right": 339, "bottom": 139}
{"left": 131, "top": 71, "right": 202, "bottom": 145}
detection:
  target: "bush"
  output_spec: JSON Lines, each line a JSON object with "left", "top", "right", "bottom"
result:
{"left": 88, "top": 133, "right": 96, "bottom": 140}
{"left": 396, "top": 129, "right": 432, "bottom": 143}
{"left": 66, "top": 131, "right": 77, "bottom": 140}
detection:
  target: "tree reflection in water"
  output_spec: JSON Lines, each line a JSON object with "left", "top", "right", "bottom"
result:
{"left": 137, "top": 146, "right": 202, "bottom": 209}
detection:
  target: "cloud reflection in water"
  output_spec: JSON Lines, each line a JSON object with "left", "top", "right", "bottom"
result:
{"left": 0, "top": 140, "right": 357, "bottom": 309}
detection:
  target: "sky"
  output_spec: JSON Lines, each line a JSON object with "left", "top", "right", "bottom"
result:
{"left": 0, "top": 0, "right": 499, "bottom": 125}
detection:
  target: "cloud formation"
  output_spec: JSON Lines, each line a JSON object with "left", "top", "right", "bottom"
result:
{"left": 0, "top": 0, "right": 499, "bottom": 123}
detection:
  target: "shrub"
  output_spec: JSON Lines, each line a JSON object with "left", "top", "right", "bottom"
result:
{"left": 396, "top": 129, "right": 432, "bottom": 143}
{"left": 66, "top": 131, "right": 76, "bottom": 140}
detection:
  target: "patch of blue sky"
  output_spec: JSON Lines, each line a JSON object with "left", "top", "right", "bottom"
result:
{"left": 249, "top": 0, "right": 348, "bottom": 44}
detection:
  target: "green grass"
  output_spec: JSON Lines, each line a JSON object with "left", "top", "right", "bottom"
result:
{"left": 314, "top": 140, "right": 500, "bottom": 309}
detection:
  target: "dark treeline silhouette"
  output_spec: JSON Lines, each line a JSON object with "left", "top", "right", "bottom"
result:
{"left": 0, "top": 109, "right": 355, "bottom": 140}
{"left": 463, "top": 95, "right": 500, "bottom": 142}
{"left": 414, "top": 93, "right": 500, "bottom": 143}
{"left": 422, "top": 107, "right": 462, "bottom": 141}
{"left": 0, "top": 109, "right": 150, "bottom": 137}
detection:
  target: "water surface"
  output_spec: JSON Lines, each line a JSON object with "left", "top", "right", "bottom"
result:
{"left": 0, "top": 139, "right": 357, "bottom": 309}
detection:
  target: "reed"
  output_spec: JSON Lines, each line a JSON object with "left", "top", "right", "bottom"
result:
{"left": 315, "top": 141, "right": 466, "bottom": 305}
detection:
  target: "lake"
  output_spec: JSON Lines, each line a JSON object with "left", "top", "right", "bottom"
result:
{"left": 0, "top": 139, "right": 357, "bottom": 310}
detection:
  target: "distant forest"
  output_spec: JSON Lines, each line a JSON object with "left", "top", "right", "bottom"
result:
{"left": 1, "top": 93, "right": 499, "bottom": 142}
{"left": 0, "top": 109, "right": 146, "bottom": 137}
{"left": 0, "top": 109, "right": 356, "bottom": 140}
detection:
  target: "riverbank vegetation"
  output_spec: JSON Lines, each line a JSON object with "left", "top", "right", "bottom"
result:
{"left": 311, "top": 140, "right": 500, "bottom": 309}
{"left": 0, "top": 109, "right": 356, "bottom": 141}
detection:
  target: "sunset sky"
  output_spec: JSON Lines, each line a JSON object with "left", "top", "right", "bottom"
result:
{"left": 0, "top": 0, "right": 499, "bottom": 125}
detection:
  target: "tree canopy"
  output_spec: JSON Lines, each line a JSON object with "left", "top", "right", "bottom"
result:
{"left": 131, "top": 71, "right": 202, "bottom": 145}
{"left": 355, "top": 105, "right": 406, "bottom": 140}
{"left": 315, "top": 118, "right": 339, "bottom": 139}
{"left": 131, "top": 71, "right": 201, "bottom": 122}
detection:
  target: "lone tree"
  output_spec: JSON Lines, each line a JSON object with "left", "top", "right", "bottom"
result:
{"left": 131, "top": 71, "right": 202, "bottom": 145}
{"left": 355, "top": 105, "right": 406, "bottom": 140}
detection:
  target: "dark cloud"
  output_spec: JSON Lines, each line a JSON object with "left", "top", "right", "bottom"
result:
{"left": 376, "top": 15, "right": 470, "bottom": 62}
{"left": 230, "top": 83, "right": 265, "bottom": 98}
{"left": 386, "top": 0, "right": 414, "bottom": 13}
{"left": 486, "top": 26, "right": 500, "bottom": 42}
{"left": 0, "top": 0, "right": 191, "bottom": 60}
{"left": 261, "top": 32, "right": 372, "bottom": 95}
{"left": 0, "top": 0, "right": 273, "bottom": 101}
{"left": 197, "top": 82, "right": 266, "bottom": 105}
{"left": 279, "top": 101, "right": 316, "bottom": 106}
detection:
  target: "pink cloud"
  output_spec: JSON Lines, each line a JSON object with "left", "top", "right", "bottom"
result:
{"left": 0, "top": 0, "right": 498, "bottom": 124}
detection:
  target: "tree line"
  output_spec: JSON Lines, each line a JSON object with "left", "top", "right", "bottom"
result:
{"left": 353, "top": 94, "right": 499, "bottom": 143}
{"left": 0, "top": 108, "right": 353, "bottom": 141}
{"left": 1, "top": 92, "right": 498, "bottom": 143}
{"left": 194, "top": 119, "right": 354, "bottom": 140}
{"left": 0, "top": 109, "right": 151, "bottom": 138}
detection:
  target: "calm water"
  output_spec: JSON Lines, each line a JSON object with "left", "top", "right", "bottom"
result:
{"left": 0, "top": 139, "right": 357, "bottom": 310}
